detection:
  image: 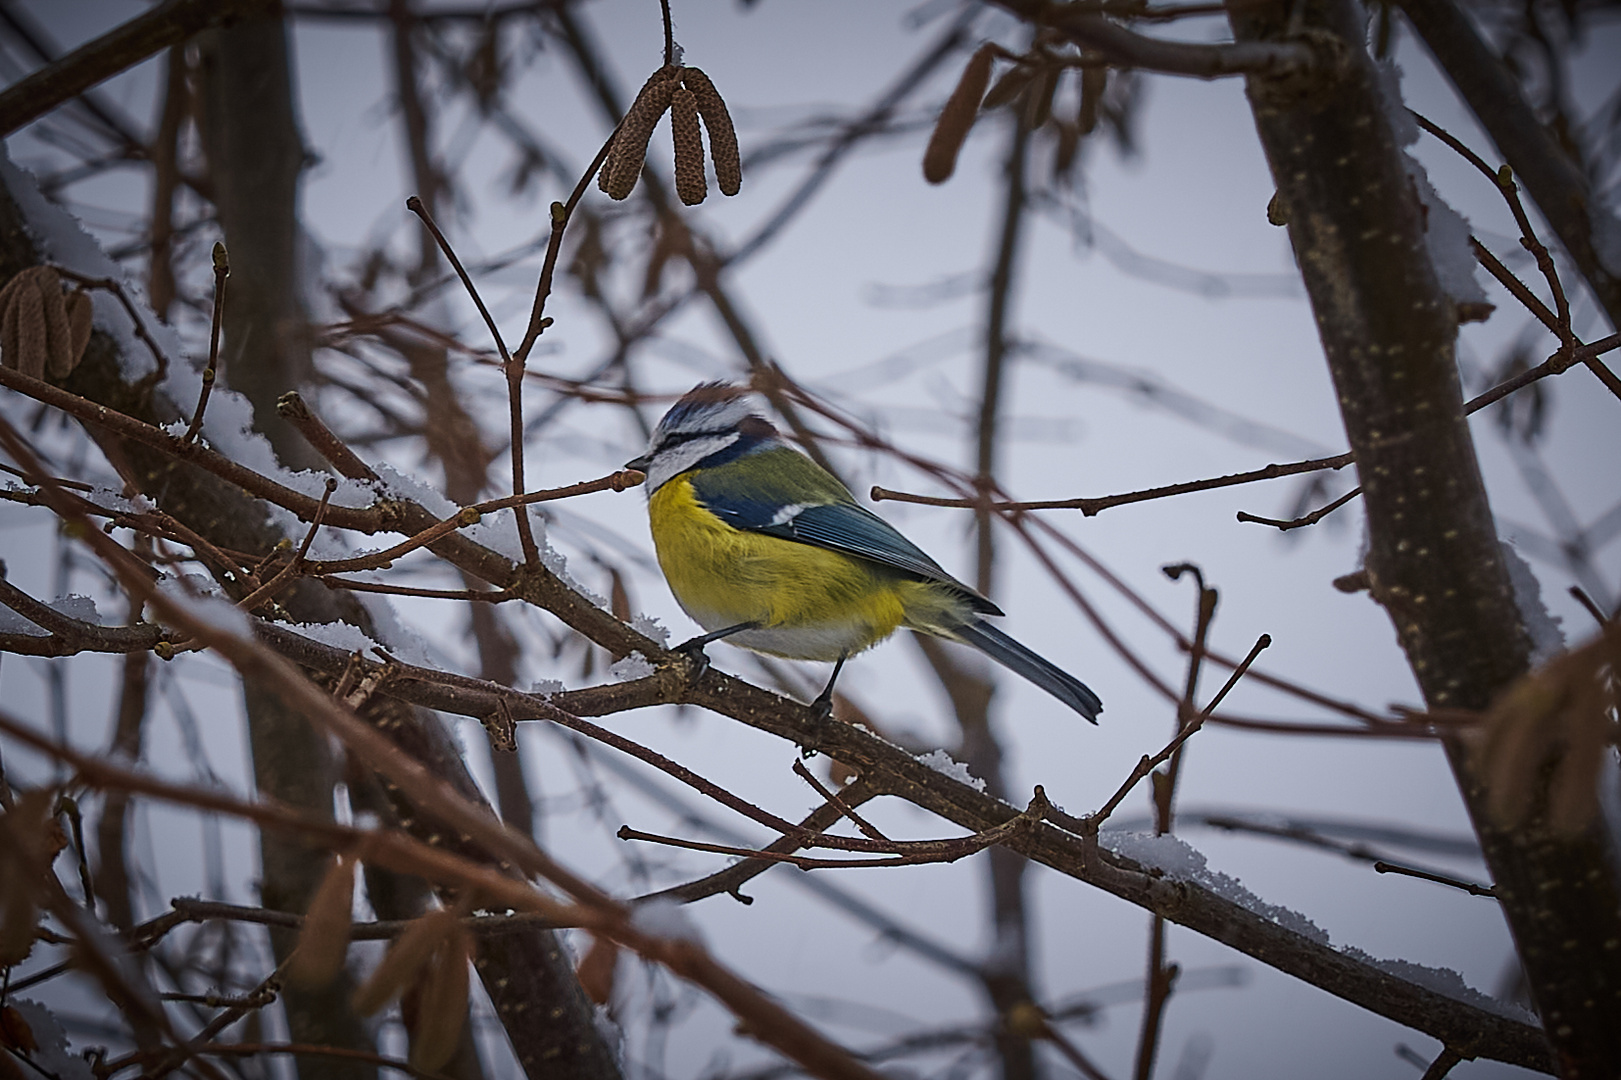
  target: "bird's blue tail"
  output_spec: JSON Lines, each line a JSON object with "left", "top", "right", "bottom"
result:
{"left": 953, "top": 620, "right": 1103, "bottom": 723}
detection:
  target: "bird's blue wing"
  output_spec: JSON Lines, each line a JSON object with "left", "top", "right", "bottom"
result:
{"left": 690, "top": 448, "right": 1002, "bottom": 616}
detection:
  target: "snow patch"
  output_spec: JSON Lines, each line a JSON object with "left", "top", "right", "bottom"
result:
{"left": 155, "top": 575, "right": 250, "bottom": 638}
{"left": 915, "top": 748, "right": 985, "bottom": 792}
{"left": 353, "top": 588, "right": 434, "bottom": 667}
{"left": 373, "top": 461, "right": 459, "bottom": 520}
{"left": 629, "top": 897, "right": 703, "bottom": 943}
{"left": 630, "top": 612, "right": 670, "bottom": 646}
{"left": 1101, "top": 830, "right": 1331, "bottom": 944}
{"left": 1374, "top": 60, "right": 1488, "bottom": 307}
{"left": 528, "top": 678, "right": 564, "bottom": 696}
{"left": 609, "top": 651, "right": 655, "bottom": 682}
{"left": 0, "top": 592, "right": 110, "bottom": 635}
{"left": 48, "top": 594, "right": 105, "bottom": 625}
{"left": 1499, "top": 541, "right": 1564, "bottom": 663}
{"left": 534, "top": 515, "right": 608, "bottom": 608}
{"left": 286, "top": 618, "right": 387, "bottom": 658}
{"left": 1340, "top": 947, "right": 1537, "bottom": 1023}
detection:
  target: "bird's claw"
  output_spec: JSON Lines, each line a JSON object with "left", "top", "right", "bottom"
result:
{"left": 672, "top": 636, "right": 713, "bottom": 680}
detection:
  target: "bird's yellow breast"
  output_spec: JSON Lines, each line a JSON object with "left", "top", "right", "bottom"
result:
{"left": 648, "top": 476, "right": 932, "bottom": 660}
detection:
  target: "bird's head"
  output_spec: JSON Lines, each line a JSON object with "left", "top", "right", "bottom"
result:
{"left": 626, "top": 381, "right": 780, "bottom": 492}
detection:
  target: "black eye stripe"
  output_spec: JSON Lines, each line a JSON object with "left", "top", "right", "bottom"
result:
{"left": 657, "top": 430, "right": 724, "bottom": 449}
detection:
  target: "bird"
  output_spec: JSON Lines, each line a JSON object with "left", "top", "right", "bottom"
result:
{"left": 624, "top": 381, "right": 1103, "bottom": 723}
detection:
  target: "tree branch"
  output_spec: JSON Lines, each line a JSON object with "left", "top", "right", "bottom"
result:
{"left": 0, "top": 0, "right": 273, "bottom": 137}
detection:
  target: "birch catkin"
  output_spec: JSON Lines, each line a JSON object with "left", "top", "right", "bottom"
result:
{"left": 599, "top": 65, "right": 681, "bottom": 200}
{"left": 0, "top": 267, "right": 93, "bottom": 380}
{"left": 670, "top": 85, "right": 707, "bottom": 206}
{"left": 682, "top": 66, "right": 741, "bottom": 196}
{"left": 923, "top": 44, "right": 995, "bottom": 184}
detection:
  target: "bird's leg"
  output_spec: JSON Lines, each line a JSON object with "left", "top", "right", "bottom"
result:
{"left": 672, "top": 622, "right": 757, "bottom": 679}
{"left": 808, "top": 653, "right": 848, "bottom": 723}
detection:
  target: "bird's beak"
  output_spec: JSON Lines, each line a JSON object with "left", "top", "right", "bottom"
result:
{"left": 624, "top": 454, "right": 652, "bottom": 472}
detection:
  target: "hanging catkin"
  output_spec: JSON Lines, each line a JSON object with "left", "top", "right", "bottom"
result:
{"left": 0, "top": 267, "right": 93, "bottom": 380}
{"left": 670, "top": 84, "right": 707, "bottom": 206}
{"left": 923, "top": 44, "right": 996, "bottom": 184}
{"left": 682, "top": 67, "right": 741, "bottom": 196}
{"left": 599, "top": 65, "right": 681, "bottom": 200}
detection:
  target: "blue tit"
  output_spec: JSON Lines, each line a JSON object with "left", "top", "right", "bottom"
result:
{"left": 625, "top": 382, "right": 1103, "bottom": 722}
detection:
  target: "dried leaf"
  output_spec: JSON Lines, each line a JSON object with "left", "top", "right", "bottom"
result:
{"left": 286, "top": 855, "right": 356, "bottom": 989}
{"left": 1477, "top": 627, "right": 1619, "bottom": 834}
{"left": 408, "top": 925, "right": 471, "bottom": 1074}
{"left": 353, "top": 908, "right": 457, "bottom": 1016}
{"left": 59, "top": 290, "right": 92, "bottom": 379}
{"left": 599, "top": 65, "right": 680, "bottom": 200}
{"left": 923, "top": 44, "right": 996, "bottom": 184}
{"left": 670, "top": 85, "right": 707, "bottom": 206}
{"left": 0, "top": 1005, "right": 36, "bottom": 1053}
{"left": 608, "top": 566, "right": 632, "bottom": 623}
{"left": 576, "top": 933, "right": 619, "bottom": 1005}
{"left": 683, "top": 66, "right": 740, "bottom": 196}
{"left": 0, "top": 791, "right": 55, "bottom": 965}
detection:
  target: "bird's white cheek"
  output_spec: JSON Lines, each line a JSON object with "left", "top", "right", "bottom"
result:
{"left": 644, "top": 433, "right": 741, "bottom": 492}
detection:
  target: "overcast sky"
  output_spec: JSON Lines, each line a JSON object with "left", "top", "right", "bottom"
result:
{"left": 2, "top": 2, "right": 1618, "bottom": 1077}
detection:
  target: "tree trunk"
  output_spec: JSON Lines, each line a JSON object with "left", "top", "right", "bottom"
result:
{"left": 1228, "top": 1, "right": 1621, "bottom": 1074}
{"left": 195, "top": 10, "right": 376, "bottom": 1078}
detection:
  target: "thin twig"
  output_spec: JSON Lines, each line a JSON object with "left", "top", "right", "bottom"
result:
{"left": 318, "top": 577, "right": 516, "bottom": 602}
{"left": 619, "top": 788, "right": 1052, "bottom": 870}
{"left": 1237, "top": 485, "right": 1362, "bottom": 531}
{"left": 500, "top": 124, "right": 623, "bottom": 567}
{"left": 1039, "top": 1016, "right": 1115, "bottom": 1080}
{"left": 1568, "top": 586, "right": 1611, "bottom": 628}
{"left": 1090, "top": 635, "right": 1271, "bottom": 829}
{"left": 404, "top": 195, "right": 510, "bottom": 364}
{"left": 1420, "top": 1045, "right": 1467, "bottom": 1080}
{"left": 791, "top": 760, "right": 892, "bottom": 843}
{"left": 276, "top": 390, "right": 380, "bottom": 481}
{"left": 872, "top": 452, "right": 1355, "bottom": 514}
{"left": 1133, "top": 567, "right": 1214, "bottom": 1080}
{"left": 1373, "top": 861, "right": 1496, "bottom": 899}
{"left": 870, "top": 330, "right": 1621, "bottom": 514}
{"left": 232, "top": 478, "right": 338, "bottom": 614}
{"left": 181, "top": 243, "right": 228, "bottom": 445}
{"left": 1412, "top": 109, "right": 1621, "bottom": 403}
{"left": 188, "top": 1042, "right": 457, "bottom": 1080}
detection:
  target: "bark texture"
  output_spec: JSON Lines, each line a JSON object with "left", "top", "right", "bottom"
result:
{"left": 1228, "top": 1, "right": 1621, "bottom": 1074}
